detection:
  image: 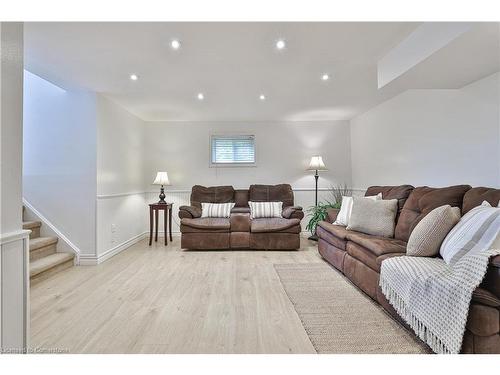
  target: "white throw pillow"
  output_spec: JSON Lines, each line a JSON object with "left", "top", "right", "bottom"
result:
{"left": 201, "top": 202, "right": 235, "bottom": 218}
{"left": 249, "top": 201, "right": 283, "bottom": 219}
{"left": 439, "top": 201, "right": 500, "bottom": 265}
{"left": 334, "top": 193, "right": 382, "bottom": 226}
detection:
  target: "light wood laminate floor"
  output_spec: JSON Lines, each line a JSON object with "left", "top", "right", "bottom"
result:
{"left": 30, "top": 237, "right": 322, "bottom": 353}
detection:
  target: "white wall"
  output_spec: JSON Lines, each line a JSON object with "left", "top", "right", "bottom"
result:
{"left": 144, "top": 121, "right": 352, "bottom": 190}
{"left": 350, "top": 72, "right": 500, "bottom": 189}
{"left": 0, "top": 22, "right": 29, "bottom": 351}
{"left": 96, "top": 96, "right": 147, "bottom": 259}
{"left": 22, "top": 78, "right": 148, "bottom": 262}
{"left": 1, "top": 25, "right": 24, "bottom": 234}
{"left": 143, "top": 121, "right": 352, "bottom": 232}
{"left": 23, "top": 71, "right": 97, "bottom": 256}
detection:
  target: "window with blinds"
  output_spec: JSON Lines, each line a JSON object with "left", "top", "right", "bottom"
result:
{"left": 210, "top": 135, "right": 256, "bottom": 166}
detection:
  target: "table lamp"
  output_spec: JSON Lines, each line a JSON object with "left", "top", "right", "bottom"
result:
{"left": 153, "top": 171, "right": 170, "bottom": 204}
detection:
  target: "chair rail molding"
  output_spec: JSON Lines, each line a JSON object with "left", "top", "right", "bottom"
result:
{"left": 95, "top": 186, "right": 365, "bottom": 199}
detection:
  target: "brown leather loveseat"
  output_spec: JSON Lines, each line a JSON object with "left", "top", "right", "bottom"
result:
{"left": 179, "top": 184, "right": 304, "bottom": 250}
{"left": 316, "top": 185, "right": 500, "bottom": 354}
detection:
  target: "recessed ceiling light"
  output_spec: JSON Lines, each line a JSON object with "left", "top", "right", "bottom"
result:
{"left": 321, "top": 73, "right": 330, "bottom": 81}
{"left": 276, "top": 39, "right": 286, "bottom": 50}
{"left": 171, "top": 39, "right": 181, "bottom": 50}
{"left": 197, "top": 93, "right": 204, "bottom": 100}
{"left": 259, "top": 94, "right": 266, "bottom": 101}
{"left": 130, "top": 74, "right": 138, "bottom": 81}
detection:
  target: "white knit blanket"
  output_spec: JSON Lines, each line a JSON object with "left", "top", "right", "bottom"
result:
{"left": 379, "top": 249, "right": 500, "bottom": 354}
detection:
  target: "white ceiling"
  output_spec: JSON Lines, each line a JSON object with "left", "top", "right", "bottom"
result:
{"left": 24, "top": 22, "right": 500, "bottom": 122}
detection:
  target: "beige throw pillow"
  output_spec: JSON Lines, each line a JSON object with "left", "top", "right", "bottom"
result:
{"left": 347, "top": 197, "right": 398, "bottom": 238}
{"left": 333, "top": 193, "right": 382, "bottom": 226}
{"left": 407, "top": 205, "right": 461, "bottom": 257}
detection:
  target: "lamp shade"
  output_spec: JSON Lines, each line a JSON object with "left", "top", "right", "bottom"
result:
{"left": 153, "top": 171, "right": 170, "bottom": 186}
{"left": 307, "top": 156, "right": 327, "bottom": 171}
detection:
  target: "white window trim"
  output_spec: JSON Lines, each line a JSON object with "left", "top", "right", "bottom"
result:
{"left": 209, "top": 134, "right": 257, "bottom": 168}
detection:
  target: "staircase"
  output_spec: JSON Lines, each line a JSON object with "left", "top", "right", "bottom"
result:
{"left": 23, "top": 206, "right": 75, "bottom": 284}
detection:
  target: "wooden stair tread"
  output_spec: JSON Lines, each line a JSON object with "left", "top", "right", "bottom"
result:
{"left": 23, "top": 220, "right": 41, "bottom": 230}
{"left": 30, "top": 253, "right": 74, "bottom": 277}
{"left": 30, "top": 236, "right": 58, "bottom": 251}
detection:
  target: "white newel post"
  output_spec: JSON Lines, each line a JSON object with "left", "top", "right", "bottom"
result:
{"left": 0, "top": 22, "right": 29, "bottom": 352}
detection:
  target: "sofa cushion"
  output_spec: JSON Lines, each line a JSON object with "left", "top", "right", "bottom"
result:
{"left": 343, "top": 254, "right": 380, "bottom": 301}
{"left": 249, "top": 184, "right": 294, "bottom": 207}
{"left": 234, "top": 189, "right": 250, "bottom": 207}
{"left": 346, "top": 241, "right": 380, "bottom": 272}
{"left": 250, "top": 232, "right": 300, "bottom": 249}
{"left": 316, "top": 222, "right": 348, "bottom": 250}
{"left": 190, "top": 185, "right": 235, "bottom": 209}
{"left": 230, "top": 213, "right": 251, "bottom": 232}
{"left": 318, "top": 238, "right": 347, "bottom": 271}
{"left": 365, "top": 185, "right": 414, "bottom": 219}
{"left": 317, "top": 221, "right": 349, "bottom": 240}
{"left": 251, "top": 218, "right": 300, "bottom": 233}
{"left": 181, "top": 233, "right": 230, "bottom": 249}
{"left": 394, "top": 185, "right": 471, "bottom": 242}
{"left": 180, "top": 218, "right": 230, "bottom": 233}
{"left": 348, "top": 244, "right": 405, "bottom": 273}
{"left": 346, "top": 230, "right": 407, "bottom": 257}
{"left": 462, "top": 187, "right": 500, "bottom": 215}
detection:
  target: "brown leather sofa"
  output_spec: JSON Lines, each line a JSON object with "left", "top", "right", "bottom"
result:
{"left": 317, "top": 185, "right": 500, "bottom": 354}
{"left": 179, "top": 184, "right": 304, "bottom": 250}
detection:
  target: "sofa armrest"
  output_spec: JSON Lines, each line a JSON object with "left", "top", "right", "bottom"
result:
{"left": 179, "top": 205, "right": 202, "bottom": 219}
{"left": 282, "top": 206, "right": 304, "bottom": 220}
{"left": 326, "top": 208, "right": 340, "bottom": 223}
{"left": 481, "top": 255, "right": 500, "bottom": 299}
{"left": 490, "top": 255, "right": 500, "bottom": 268}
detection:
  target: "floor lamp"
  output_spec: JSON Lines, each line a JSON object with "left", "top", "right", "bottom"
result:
{"left": 307, "top": 156, "right": 327, "bottom": 241}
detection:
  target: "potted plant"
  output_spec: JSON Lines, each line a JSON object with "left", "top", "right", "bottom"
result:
{"left": 306, "top": 184, "right": 351, "bottom": 240}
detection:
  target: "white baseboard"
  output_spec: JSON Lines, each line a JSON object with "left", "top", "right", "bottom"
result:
{"left": 81, "top": 229, "right": 310, "bottom": 266}
{"left": 78, "top": 255, "right": 98, "bottom": 266}
{"left": 80, "top": 232, "right": 148, "bottom": 266}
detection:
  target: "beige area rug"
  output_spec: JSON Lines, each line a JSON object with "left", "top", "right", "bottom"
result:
{"left": 274, "top": 263, "right": 430, "bottom": 354}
